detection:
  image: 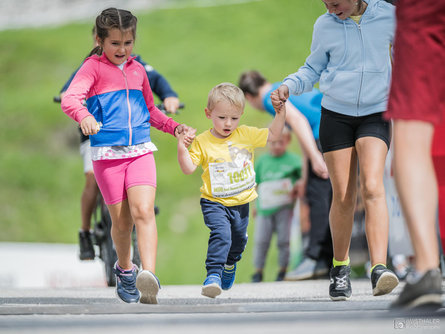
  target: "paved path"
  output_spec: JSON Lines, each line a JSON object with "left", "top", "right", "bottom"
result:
{"left": 1, "top": 280, "right": 444, "bottom": 333}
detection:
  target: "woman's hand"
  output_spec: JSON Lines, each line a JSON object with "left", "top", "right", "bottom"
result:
{"left": 276, "top": 84, "right": 289, "bottom": 102}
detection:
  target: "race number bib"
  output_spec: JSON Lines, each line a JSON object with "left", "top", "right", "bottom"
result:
{"left": 257, "top": 178, "right": 293, "bottom": 210}
{"left": 209, "top": 161, "right": 255, "bottom": 198}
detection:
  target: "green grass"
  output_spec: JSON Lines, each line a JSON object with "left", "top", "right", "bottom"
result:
{"left": 0, "top": 0, "right": 325, "bottom": 284}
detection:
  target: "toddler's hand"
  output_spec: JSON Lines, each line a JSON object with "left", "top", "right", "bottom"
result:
{"left": 271, "top": 90, "right": 285, "bottom": 113}
{"left": 80, "top": 116, "right": 100, "bottom": 136}
{"left": 176, "top": 124, "right": 196, "bottom": 147}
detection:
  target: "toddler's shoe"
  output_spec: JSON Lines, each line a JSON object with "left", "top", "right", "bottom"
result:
{"left": 201, "top": 274, "right": 222, "bottom": 298}
{"left": 370, "top": 264, "right": 399, "bottom": 296}
{"left": 113, "top": 262, "right": 140, "bottom": 303}
{"left": 136, "top": 270, "right": 161, "bottom": 304}
{"left": 221, "top": 263, "right": 237, "bottom": 290}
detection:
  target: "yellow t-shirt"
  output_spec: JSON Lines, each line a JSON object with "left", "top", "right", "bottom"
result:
{"left": 189, "top": 125, "right": 269, "bottom": 206}
{"left": 350, "top": 15, "right": 362, "bottom": 25}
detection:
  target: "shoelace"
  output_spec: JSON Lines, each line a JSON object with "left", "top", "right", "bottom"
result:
{"left": 336, "top": 275, "right": 348, "bottom": 289}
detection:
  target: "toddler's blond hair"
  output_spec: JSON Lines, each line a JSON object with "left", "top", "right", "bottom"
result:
{"left": 207, "top": 82, "right": 245, "bottom": 111}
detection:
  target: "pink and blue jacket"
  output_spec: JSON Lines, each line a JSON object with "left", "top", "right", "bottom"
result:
{"left": 61, "top": 53, "right": 179, "bottom": 147}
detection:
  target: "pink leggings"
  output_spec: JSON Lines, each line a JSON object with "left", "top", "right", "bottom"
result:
{"left": 93, "top": 153, "right": 157, "bottom": 205}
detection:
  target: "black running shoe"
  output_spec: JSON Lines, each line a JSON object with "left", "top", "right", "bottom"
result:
{"left": 79, "top": 230, "right": 95, "bottom": 260}
{"left": 276, "top": 270, "right": 286, "bottom": 282}
{"left": 329, "top": 265, "right": 352, "bottom": 301}
{"left": 371, "top": 264, "right": 399, "bottom": 296}
{"left": 391, "top": 269, "right": 443, "bottom": 310}
{"left": 252, "top": 272, "right": 263, "bottom": 283}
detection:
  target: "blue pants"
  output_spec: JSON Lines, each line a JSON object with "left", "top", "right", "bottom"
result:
{"left": 200, "top": 198, "right": 249, "bottom": 276}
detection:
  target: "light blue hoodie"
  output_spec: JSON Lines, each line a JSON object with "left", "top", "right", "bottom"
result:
{"left": 283, "top": 0, "right": 395, "bottom": 116}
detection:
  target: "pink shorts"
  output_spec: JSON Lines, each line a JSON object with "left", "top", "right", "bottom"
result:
{"left": 93, "top": 153, "right": 157, "bottom": 205}
{"left": 385, "top": 0, "right": 445, "bottom": 125}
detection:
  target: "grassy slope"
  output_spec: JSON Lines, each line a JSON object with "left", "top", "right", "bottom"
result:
{"left": 0, "top": 0, "right": 325, "bottom": 284}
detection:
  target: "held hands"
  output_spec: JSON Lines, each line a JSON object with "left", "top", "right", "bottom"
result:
{"left": 80, "top": 116, "right": 100, "bottom": 136}
{"left": 271, "top": 89, "right": 286, "bottom": 113}
{"left": 276, "top": 84, "right": 289, "bottom": 102}
{"left": 175, "top": 124, "right": 196, "bottom": 148}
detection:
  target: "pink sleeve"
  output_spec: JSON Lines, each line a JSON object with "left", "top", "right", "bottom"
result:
{"left": 142, "top": 70, "right": 179, "bottom": 136}
{"left": 60, "top": 59, "right": 96, "bottom": 124}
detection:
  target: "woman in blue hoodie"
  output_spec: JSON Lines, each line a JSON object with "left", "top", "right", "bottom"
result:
{"left": 276, "top": 0, "right": 398, "bottom": 301}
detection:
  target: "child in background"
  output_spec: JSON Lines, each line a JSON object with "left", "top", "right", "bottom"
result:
{"left": 177, "top": 83, "right": 286, "bottom": 298}
{"left": 61, "top": 8, "right": 195, "bottom": 304}
{"left": 252, "top": 126, "right": 302, "bottom": 282}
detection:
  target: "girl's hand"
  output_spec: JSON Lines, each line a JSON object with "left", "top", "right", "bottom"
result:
{"left": 80, "top": 116, "right": 100, "bottom": 136}
{"left": 175, "top": 124, "right": 196, "bottom": 147}
{"left": 271, "top": 90, "right": 285, "bottom": 113}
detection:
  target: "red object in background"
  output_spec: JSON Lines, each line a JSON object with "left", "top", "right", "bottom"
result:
{"left": 432, "top": 123, "right": 445, "bottom": 253}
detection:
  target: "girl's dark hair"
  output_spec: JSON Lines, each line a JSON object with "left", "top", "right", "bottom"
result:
{"left": 238, "top": 70, "right": 267, "bottom": 97}
{"left": 89, "top": 8, "right": 137, "bottom": 56}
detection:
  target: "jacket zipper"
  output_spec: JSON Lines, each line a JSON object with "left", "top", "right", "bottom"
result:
{"left": 356, "top": 22, "right": 364, "bottom": 116}
{"left": 122, "top": 68, "right": 132, "bottom": 145}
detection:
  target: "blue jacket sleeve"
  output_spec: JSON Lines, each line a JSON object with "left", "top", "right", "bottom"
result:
{"left": 134, "top": 55, "right": 178, "bottom": 100}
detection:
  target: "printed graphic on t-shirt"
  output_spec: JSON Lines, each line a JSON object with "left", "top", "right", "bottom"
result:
{"left": 257, "top": 178, "right": 293, "bottom": 210}
{"left": 209, "top": 142, "right": 255, "bottom": 198}
{"left": 209, "top": 160, "right": 255, "bottom": 198}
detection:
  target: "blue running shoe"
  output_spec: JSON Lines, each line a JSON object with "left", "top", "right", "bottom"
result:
{"left": 201, "top": 274, "right": 222, "bottom": 298}
{"left": 221, "top": 263, "right": 237, "bottom": 290}
{"left": 136, "top": 270, "right": 161, "bottom": 304}
{"left": 113, "top": 262, "right": 140, "bottom": 303}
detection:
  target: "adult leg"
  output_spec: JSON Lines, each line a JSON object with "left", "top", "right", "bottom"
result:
{"left": 81, "top": 171, "right": 100, "bottom": 231}
{"left": 324, "top": 148, "right": 358, "bottom": 262}
{"left": 393, "top": 121, "right": 439, "bottom": 271}
{"left": 127, "top": 185, "right": 158, "bottom": 272}
{"left": 355, "top": 136, "right": 389, "bottom": 266}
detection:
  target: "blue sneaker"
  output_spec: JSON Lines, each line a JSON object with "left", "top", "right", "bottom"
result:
{"left": 113, "top": 262, "right": 140, "bottom": 303}
{"left": 221, "top": 263, "right": 237, "bottom": 290}
{"left": 201, "top": 274, "right": 222, "bottom": 298}
{"left": 136, "top": 270, "right": 161, "bottom": 304}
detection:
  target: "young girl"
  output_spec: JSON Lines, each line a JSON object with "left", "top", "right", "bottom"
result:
{"left": 61, "top": 8, "right": 194, "bottom": 304}
{"left": 276, "top": 0, "right": 399, "bottom": 301}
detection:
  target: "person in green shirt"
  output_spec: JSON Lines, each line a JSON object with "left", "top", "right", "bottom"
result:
{"left": 252, "top": 126, "right": 303, "bottom": 282}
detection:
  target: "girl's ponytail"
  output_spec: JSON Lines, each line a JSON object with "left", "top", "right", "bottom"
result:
{"left": 88, "top": 45, "right": 103, "bottom": 57}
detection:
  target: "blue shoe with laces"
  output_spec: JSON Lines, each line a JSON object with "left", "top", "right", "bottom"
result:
{"left": 221, "top": 263, "right": 237, "bottom": 290}
{"left": 114, "top": 262, "right": 140, "bottom": 303}
{"left": 201, "top": 274, "right": 222, "bottom": 298}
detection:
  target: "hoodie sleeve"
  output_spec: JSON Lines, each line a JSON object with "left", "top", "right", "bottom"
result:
{"left": 141, "top": 68, "right": 180, "bottom": 136}
{"left": 60, "top": 58, "right": 96, "bottom": 124}
{"left": 283, "top": 17, "right": 329, "bottom": 96}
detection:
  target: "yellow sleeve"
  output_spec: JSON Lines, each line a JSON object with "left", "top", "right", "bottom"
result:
{"left": 188, "top": 138, "right": 202, "bottom": 167}
{"left": 239, "top": 125, "right": 268, "bottom": 148}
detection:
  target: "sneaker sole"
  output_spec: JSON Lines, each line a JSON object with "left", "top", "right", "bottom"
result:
{"left": 201, "top": 283, "right": 222, "bottom": 298}
{"left": 330, "top": 294, "right": 351, "bottom": 301}
{"left": 399, "top": 294, "right": 443, "bottom": 310}
{"left": 373, "top": 272, "right": 399, "bottom": 296}
{"left": 136, "top": 271, "right": 160, "bottom": 304}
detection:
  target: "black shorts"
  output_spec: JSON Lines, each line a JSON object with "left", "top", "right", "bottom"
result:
{"left": 319, "top": 107, "right": 391, "bottom": 153}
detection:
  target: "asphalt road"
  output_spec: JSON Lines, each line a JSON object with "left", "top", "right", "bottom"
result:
{"left": 1, "top": 280, "right": 444, "bottom": 334}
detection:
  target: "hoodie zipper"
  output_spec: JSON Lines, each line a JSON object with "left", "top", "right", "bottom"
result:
{"left": 121, "top": 67, "right": 132, "bottom": 146}
{"left": 356, "top": 22, "right": 365, "bottom": 116}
